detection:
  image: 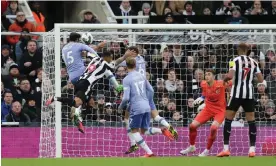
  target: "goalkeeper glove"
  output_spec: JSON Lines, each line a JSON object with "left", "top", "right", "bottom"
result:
{"left": 115, "top": 84, "right": 124, "bottom": 93}
{"left": 193, "top": 96, "right": 204, "bottom": 107}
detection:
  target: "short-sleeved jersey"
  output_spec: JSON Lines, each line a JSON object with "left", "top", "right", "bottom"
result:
{"left": 62, "top": 42, "right": 98, "bottom": 81}
{"left": 121, "top": 70, "right": 151, "bottom": 116}
{"left": 119, "top": 55, "right": 146, "bottom": 77}
{"left": 201, "top": 80, "right": 227, "bottom": 111}
{"left": 229, "top": 55, "right": 261, "bottom": 99}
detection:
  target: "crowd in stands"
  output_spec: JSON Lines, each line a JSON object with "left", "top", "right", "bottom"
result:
{"left": 1, "top": 0, "right": 276, "bottom": 126}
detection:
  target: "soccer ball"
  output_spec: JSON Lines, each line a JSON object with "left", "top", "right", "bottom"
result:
{"left": 81, "top": 33, "right": 93, "bottom": 44}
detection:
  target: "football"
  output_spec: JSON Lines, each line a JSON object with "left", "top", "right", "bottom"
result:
{"left": 81, "top": 33, "right": 93, "bottom": 44}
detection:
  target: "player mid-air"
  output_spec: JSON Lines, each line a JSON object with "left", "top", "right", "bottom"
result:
{"left": 118, "top": 57, "right": 155, "bottom": 157}
{"left": 180, "top": 69, "right": 232, "bottom": 157}
{"left": 46, "top": 33, "right": 123, "bottom": 133}
{"left": 217, "top": 43, "right": 264, "bottom": 157}
{"left": 114, "top": 46, "right": 178, "bottom": 154}
{"left": 61, "top": 32, "right": 105, "bottom": 84}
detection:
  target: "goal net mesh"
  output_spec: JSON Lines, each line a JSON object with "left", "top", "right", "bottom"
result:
{"left": 40, "top": 27, "right": 276, "bottom": 158}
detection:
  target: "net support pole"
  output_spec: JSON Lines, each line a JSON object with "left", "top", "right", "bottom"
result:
{"left": 54, "top": 24, "right": 62, "bottom": 158}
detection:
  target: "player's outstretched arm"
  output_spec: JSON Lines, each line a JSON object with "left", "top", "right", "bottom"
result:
{"left": 114, "top": 49, "right": 137, "bottom": 66}
{"left": 104, "top": 70, "right": 123, "bottom": 92}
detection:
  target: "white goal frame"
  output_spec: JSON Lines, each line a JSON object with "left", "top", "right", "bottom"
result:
{"left": 52, "top": 24, "right": 276, "bottom": 158}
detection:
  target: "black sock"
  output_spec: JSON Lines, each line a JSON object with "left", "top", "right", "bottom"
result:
{"left": 248, "top": 120, "right": 257, "bottom": 147}
{"left": 56, "top": 97, "right": 75, "bottom": 107}
{"left": 223, "top": 118, "right": 233, "bottom": 145}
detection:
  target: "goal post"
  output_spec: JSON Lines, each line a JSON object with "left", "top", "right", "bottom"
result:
{"left": 41, "top": 24, "right": 276, "bottom": 158}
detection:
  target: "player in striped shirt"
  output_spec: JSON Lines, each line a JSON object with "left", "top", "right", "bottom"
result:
{"left": 114, "top": 46, "right": 177, "bottom": 154}
{"left": 46, "top": 51, "right": 123, "bottom": 133}
{"left": 217, "top": 43, "right": 264, "bottom": 157}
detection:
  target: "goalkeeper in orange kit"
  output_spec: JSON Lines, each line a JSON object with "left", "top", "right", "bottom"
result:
{"left": 180, "top": 69, "right": 232, "bottom": 157}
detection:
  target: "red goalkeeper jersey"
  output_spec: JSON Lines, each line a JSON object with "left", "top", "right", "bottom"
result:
{"left": 201, "top": 80, "right": 230, "bottom": 112}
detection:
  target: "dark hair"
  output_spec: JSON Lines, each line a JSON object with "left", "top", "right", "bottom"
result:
{"left": 27, "top": 40, "right": 37, "bottom": 46}
{"left": 205, "top": 69, "right": 216, "bottom": 75}
{"left": 69, "top": 32, "right": 81, "bottom": 42}
{"left": 102, "top": 51, "right": 112, "bottom": 57}
{"left": 4, "top": 91, "right": 13, "bottom": 97}
{"left": 184, "top": 1, "right": 193, "bottom": 8}
{"left": 127, "top": 46, "right": 139, "bottom": 54}
{"left": 20, "top": 77, "right": 30, "bottom": 84}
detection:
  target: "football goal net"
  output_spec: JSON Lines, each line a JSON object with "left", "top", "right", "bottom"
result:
{"left": 40, "top": 24, "right": 276, "bottom": 158}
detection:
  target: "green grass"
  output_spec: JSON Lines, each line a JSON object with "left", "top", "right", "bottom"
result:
{"left": 2, "top": 157, "right": 276, "bottom": 166}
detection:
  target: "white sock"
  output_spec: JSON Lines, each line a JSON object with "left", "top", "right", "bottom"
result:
{"left": 132, "top": 132, "right": 153, "bottom": 155}
{"left": 224, "top": 145, "right": 229, "bottom": 151}
{"left": 54, "top": 96, "right": 57, "bottom": 101}
{"left": 249, "top": 146, "right": 255, "bottom": 153}
{"left": 144, "top": 127, "right": 162, "bottom": 135}
{"left": 126, "top": 120, "right": 136, "bottom": 146}
{"left": 154, "top": 115, "right": 170, "bottom": 128}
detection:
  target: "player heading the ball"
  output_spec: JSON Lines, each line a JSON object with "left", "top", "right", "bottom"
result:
{"left": 180, "top": 69, "right": 232, "bottom": 157}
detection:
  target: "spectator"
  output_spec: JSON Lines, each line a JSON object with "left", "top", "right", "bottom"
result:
{"left": 22, "top": 95, "right": 40, "bottom": 122}
{"left": 266, "top": 64, "right": 276, "bottom": 102}
{"left": 261, "top": 100, "right": 276, "bottom": 121}
{"left": 15, "top": 28, "right": 32, "bottom": 64}
{"left": 19, "top": 40, "right": 42, "bottom": 81}
{"left": 163, "top": 7, "right": 172, "bottom": 15}
{"left": 14, "top": 78, "right": 37, "bottom": 106}
{"left": 2, "top": 63, "right": 23, "bottom": 93}
{"left": 80, "top": 9, "right": 100, "bottom": 24}
{"left": 100, "top": 102, "right": 122, "bottom": 122}
{"left": 1, "top": 91, "right": 13, "bottom": 122}
{"left": 182, "top": 1, "right": 195, "bottom": 15}
{"left": 3, "top": 0, "right": 19, "bottom": 23}
{"left": 172, "top": 44, "right": 185, "bottom": 65}
{"left": 113, "top": 0, "right": 136, "bottom": 24}
{"left": 137, "top": 3, "right": 156, "bottom": 24}
{"left": 60, "top": 68, "right": 68, "bottom": 87}
{"left": 164, "top": 12, "right": 175, "bottom": 24}
{"left": 189, "top": 68, "right": 204, "bottom": 98}
{"left": 183, "top": 98, "right": 197, "bottom": 123}
{"left": 215, "top": 0, "right": 234, "bottom": 15}
{"left": 168, "top": 1, "right": 185, "bottom": 15}
{"left": 1, "top": 45, "right": 15, "bottom": 76}
{"left": 267, "top": 0, "right": 276, "bottom": 15}
{"left": 255, "top": 80, "right": 268, "bottom": 99}
{"left": 5, "top": 101, "right": 30, "bottom": 124}
{"left": 245, "top": 0, "right": 268, "bottom": 15}
{"left": 6, "top": 11, "right": 36, "bottom": 45}
{"left": 172, "top": 111, "right": 182, "bottom": 122}
{"left": 33, "top": 68, "right": 42, "bottom": 93}
{"left": 265, "top": 47, "right": 276, "bottom": 68}
{"left": 224, "top": 6, "right": 249, "bottom": 24}
{"left": 1, "top": 81, "right": 11, "bottom": 100}
{"left": 30, "top": 1, "right": 46, "bottom": 32}
{"left": 165, "top": 69, "right": 177, "bottom": 92}
{"left": 115, "top": 66, "right": 127, "bottom": 80}
{"left": 203, "top": 7, "right": 212, "bottom": 15}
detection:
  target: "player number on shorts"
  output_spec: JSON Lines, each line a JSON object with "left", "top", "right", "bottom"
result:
{"left": 243, "top": 67, "right": 250, "bottom": 80}
{"left": 134, "top": 81, "right": 144, "bottom": 95}
{"left": 64, "top": 51, "right": 74, "bottom": 65}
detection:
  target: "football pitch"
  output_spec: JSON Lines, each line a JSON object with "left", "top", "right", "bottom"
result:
{"left": 2, "top": 157, "right": 276, "bottom": 166}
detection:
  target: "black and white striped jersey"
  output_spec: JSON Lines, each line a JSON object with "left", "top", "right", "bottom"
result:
{"left": 229, "top": 55, "right": 261, "bottom": 99}
{"left": 80, "top": 56, "right": 113, "bottom": 81}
